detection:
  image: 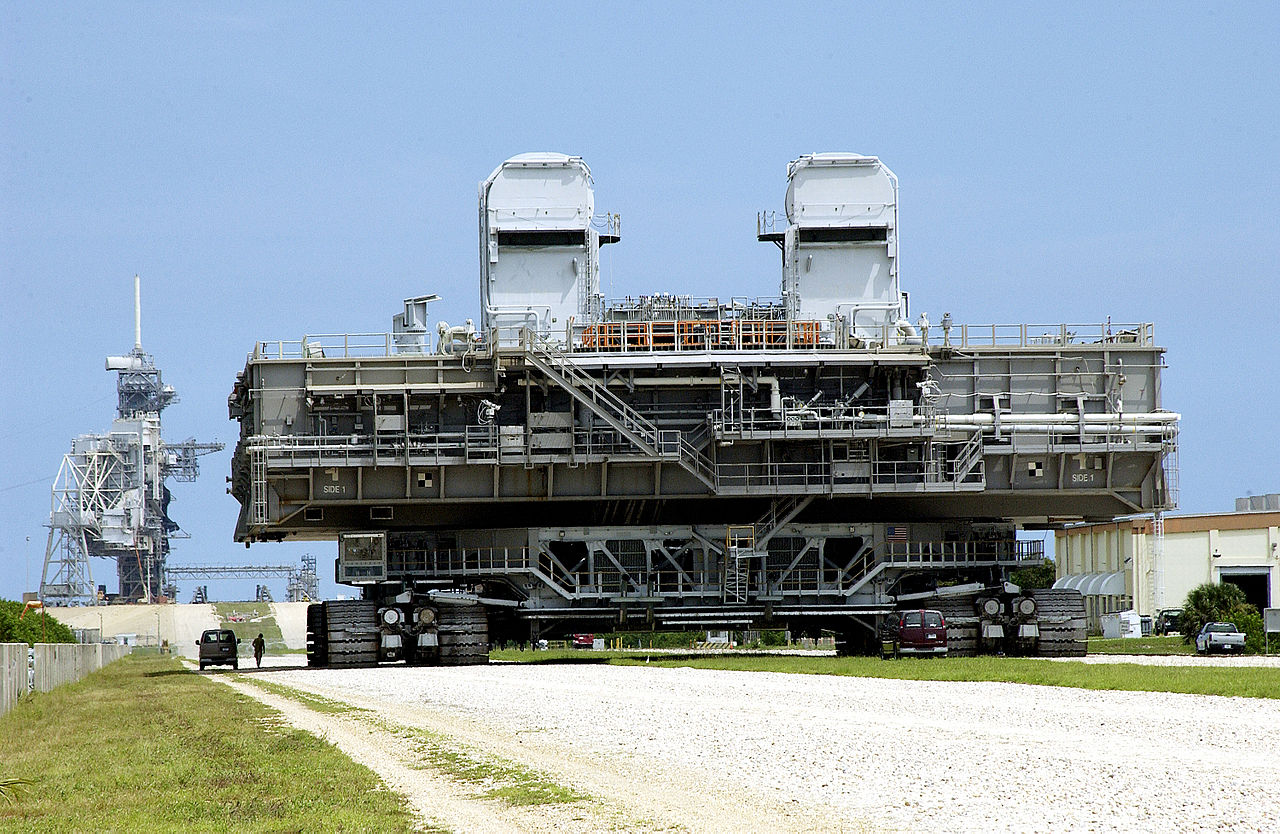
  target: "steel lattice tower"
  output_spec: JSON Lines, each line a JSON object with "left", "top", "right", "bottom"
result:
{"left": 39, "top": 277, "right": 224, "bottom": 605}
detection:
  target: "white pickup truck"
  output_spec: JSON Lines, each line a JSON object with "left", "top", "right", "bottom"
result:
{"left": 1194, "top": 622, "right": 1246, "bottom": 654}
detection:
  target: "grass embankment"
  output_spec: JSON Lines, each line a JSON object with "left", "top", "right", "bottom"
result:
{"left": 623, "top": 654, "right": 1280, "bottom": 699}
{"left": 494, "top": 648, "right": 1280, "bottom": 700}
{"left": 1087, "top": 635, "right": 1196, "bottom": 655}
{"left": 214, "top": 601, "right": 287, "bottom": 651}
{"left": 0, "top": 654, "right": 415, "bottom": 832}
{"left": 238, "top": 676, "right": 586, "bottom": 807}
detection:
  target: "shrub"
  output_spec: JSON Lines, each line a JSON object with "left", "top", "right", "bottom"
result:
{"left": 0, "top": 600, "right": 77, "bottom": 645}
{"left": 1178, "top": 583, "right": 1255, "bottom": 646}
{"left": 1010, "top": 558, "right": 1057, "bottom": 590}
{"left": 1234, "top": 611, "right": 1268, "bottom": 654}
{"left": 759, "top": 629, "right": 787, "bottom": 647}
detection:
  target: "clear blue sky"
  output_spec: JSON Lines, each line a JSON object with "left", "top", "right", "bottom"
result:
{"left": 3, "top": 3, "right": 1277, "bottom": 603}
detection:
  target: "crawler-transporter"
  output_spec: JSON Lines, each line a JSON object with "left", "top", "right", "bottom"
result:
{"left": 227, "top": 153, "right": 1178, "bottom": 665}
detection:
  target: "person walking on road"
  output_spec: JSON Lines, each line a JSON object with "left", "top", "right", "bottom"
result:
{"left": 252, "top": 633, "right": 266, "bottom": 668}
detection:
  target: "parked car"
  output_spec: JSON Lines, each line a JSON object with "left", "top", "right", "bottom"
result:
{"left": 883, "top": 609, "right": 948, "bottom": 658}
{"left": 1154, "top": 608, "right": 1183, "bottom": 635}
{"left": 196, "top": 629, "right": 240, "bottom": 670}
{"left": 1194, "top": 622, "right": 1246, "bottom": 654}
{"left": 570, "top": 633, "right": 595, "bottom": 649}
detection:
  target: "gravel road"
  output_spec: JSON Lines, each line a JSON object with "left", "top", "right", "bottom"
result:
{"left": 242, "top": 659, "right": 1280, "bottom": 832}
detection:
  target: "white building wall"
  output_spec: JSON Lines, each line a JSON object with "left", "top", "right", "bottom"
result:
{"left": 1162, "top": 532, "right": 1215, "bottom": 607}
{"left": 1059, "top": 515, "right": 1279, "bottom": 618}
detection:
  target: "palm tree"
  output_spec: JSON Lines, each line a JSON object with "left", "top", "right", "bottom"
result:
{"left": 1179, "top": 583, "right": 1254, "bottom": 644}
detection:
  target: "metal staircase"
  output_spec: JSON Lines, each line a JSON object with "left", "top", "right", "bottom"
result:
{"left": 839, "top": 544, "right": 888, "bottom": 597}
{"left": 754, "top": 495, "right": 814, "bottom": 549}
{"left": 522, "top": 330, "right": 717, "bottom": 490}
{"left": 949, "top": 431, "right": 986, "bottom": 485}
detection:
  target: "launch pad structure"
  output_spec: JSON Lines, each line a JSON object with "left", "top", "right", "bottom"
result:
{"left": 39, "top": 277, "right": 224, "bottom": 605}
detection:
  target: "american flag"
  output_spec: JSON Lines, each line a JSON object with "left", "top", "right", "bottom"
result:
{"left": 886, "top": 525, "right": 908, "bottom": 542}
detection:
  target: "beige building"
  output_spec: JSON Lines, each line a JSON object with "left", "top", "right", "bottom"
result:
{"left": 1055, "top": 497, "right": 1280, "bottom": 630}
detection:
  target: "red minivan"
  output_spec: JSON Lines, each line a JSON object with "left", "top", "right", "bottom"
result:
{"left": 884, "top": 609, "right": 948, "bottom": 658}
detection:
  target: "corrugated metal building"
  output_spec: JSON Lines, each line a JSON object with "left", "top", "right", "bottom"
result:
{"left": 1055, "top": 495, "right": 1280, "bottom": 631}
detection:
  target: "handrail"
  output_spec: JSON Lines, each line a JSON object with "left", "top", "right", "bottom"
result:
{"left": 951, "top": 431, "right": 986, "bottom": 482}
{"left": 251, "top": 332, "right": 494, "bottom": 360}
{"left": 521, "top": 328, "right": 718, "bottom": 489}
{"left": 523, "top": 330, "right": 663, "bottom": 453}
{"left": 379, "top": 540, "right": 1043, "bottom": 602}
{"left": 246, "top": 320, "right": 1158, "bottom": 361}
{"left": 883, "top": 539, "right": 1044, "bottom": 565}
{"left": 715, "top": 460, "right": 980, "bottom": 492}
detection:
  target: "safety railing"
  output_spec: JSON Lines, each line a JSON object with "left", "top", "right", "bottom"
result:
{"left": 523, "top": 329, "right": 664, "bottom": 452}
{"left": 601, "top": 294, "right": 786, "bottom": 321}
{"left": 713, "top": 404, "right": 905, "bottom": 437}
{"left": 757, "top": 202, "right": 894, "bottom": 236}
{"left": 523, "top": 329, "right": 718, "bottom": 489}
{"left": 951, "top": 431, "right": 986, "bottom": 483}
{"left": 590, "top": 569, "right": 722, "bottom": 598}
{"left": 248, "top": 320, "right": 1156, "bottom": 361}
{"left": 387, "top": 547, "right": 532, "bottom": 576}
{"left": 570, "top": 320, "right": 1157, "bottom": 355}
{"left": 771, "top": 567, "right": 863, "bottom": 595}
{"left": 715, "top": 459, "right": 983, "bottom": 493}
{"left": 250, "top": 424, "right": 724, "bottom": 470}
{"left": 386, "top": 542, "right": 1041, "bottom": 600}
{"left": 947, "top": 323, "right": 1154, "bottom": 349}
{"left": 1001, "top": 422, "right": 1176, "bottom": 453}
{"left": 577, "top": 318, "right": 824, "bottom": 353}
{"left": 883, "top": 539, "right": 1044, "bottom": 566}
{"left": 249, "top": 432, "right": 482, "bottom": 467}
{"left": 716, "top": 462, "right": 832, "bottom": 493}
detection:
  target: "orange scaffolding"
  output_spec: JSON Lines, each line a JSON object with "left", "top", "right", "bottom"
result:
{"left": 579, "top": 319, "right": 822, "bottom": 352}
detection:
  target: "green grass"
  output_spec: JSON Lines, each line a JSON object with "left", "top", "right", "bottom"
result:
{"left": 214, "top": 601, "right": 286, "bottom": 650}
{"left": 0, "top": 654, "right": 417, "bottom": 832}
{"left": 619, "top": 654, "right": 1280, "bottom": 699}
{"left": 1087, "top": 635, "right": 1196, "bottom": 655}
{"left": 0, "top": 778, "right": 33, "bottom": 805}
{"left": 235, "top": 675, "right": 371, "bottom": 715}
{"left": 491, "top": 651, "right": 1280, "bottom": 700}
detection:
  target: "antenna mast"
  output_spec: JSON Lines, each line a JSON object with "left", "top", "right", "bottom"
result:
{"left": 134, "top": 273, "right": 142, "bottom": 351}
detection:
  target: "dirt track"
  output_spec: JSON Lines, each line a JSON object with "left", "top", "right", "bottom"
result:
{"left": 219, "top": 657, "right": 1280, "bottom": 832}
